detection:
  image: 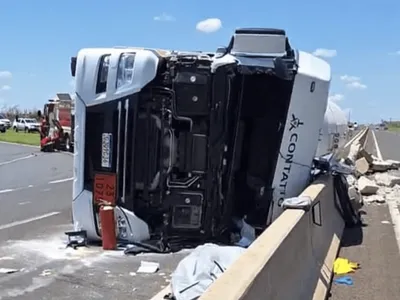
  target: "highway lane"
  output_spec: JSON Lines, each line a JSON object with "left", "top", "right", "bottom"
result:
{"left": 0, "top": 144, "right": 73, "bottom": 193}
{"left": 374, "top": 130, "right": 400, "bottom": 161}
{"left": 0, "top": 142, "right": 185, "bottom": 300}
{"left": 0, "top": 143, "right": 38, "bottom": 165}
{"left": 330, "top": 130, "right": 400, "bottom": 300}
{"left": 0, "top": 142, "right": 73, "bottom": 231}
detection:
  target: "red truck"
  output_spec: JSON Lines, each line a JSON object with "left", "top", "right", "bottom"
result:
{"left": 38, "top": 93, "right": 75, "bottom": 152}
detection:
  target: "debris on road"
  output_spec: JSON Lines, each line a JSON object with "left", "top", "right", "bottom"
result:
{"left": 40, "top": 269, "right": 52, "bottom": 277}
{"left": 333, "top": 257, "right": 360, "bottom": 275}
{"left": 334, "top": 276, "right": 354, "bottom": 286}
{"left": 137, "top": 261, "right": 160, "bottom": 274}
{"left": 0, "top": 256, "right": 14, "bottom": 261}
{"left": 0, "top": 267, "right": 19, "bottom": 274}
{"left": 358, "top": 176, "right": 379, "bottom": 195}
{"left": 170, "top": 244, "right": 246, "bottom": 300}
{"left": 341, "top": 145, "right": 400, "bottom": 207}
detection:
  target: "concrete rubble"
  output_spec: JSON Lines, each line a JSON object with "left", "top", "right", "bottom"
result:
{"left": 343, "top": 143, "right": 400, "bottom": 206}
{"left": 358, "top": 176, "right": 379, "bottom": 195}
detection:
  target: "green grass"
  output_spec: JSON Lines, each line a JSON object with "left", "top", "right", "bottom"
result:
{"left": 0, "top": 129, "right": 40, "bottom": 146}
{"left": 387, "top": 123, "right": 400, "bottom": 132}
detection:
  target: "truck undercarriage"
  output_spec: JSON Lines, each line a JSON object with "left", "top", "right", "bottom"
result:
{"left": 83, "top": 45, "right": 296, "bottom": 250}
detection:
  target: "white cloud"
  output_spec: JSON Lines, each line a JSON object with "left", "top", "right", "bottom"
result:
{"left": 0, "top": 85, "right": 11, "bottom": 91}
{"left": 312, "top": 48, "right": 337, "bottom": 58}
{"left": 328, "top": 93, "right": 344, "bottom": 102}
{"left": 340, "top": 75, "right": 360, "bottom": 82}
{"left": 196, "top": 18, "right": 222, "bottom": 33}
{"left": 388, "top": 50, "right": 400, "bottom": 56}
{"left": 153, "top": 13, "right": 175, "bottom": 22}
{"left": 0, "top": 71, "right": 12, "bottom": 79}
{"left": 347, "top": 81, "right": 367, "bottom": 90}
{"left": 340, "top": 74, "right": 367, "bottom": 90}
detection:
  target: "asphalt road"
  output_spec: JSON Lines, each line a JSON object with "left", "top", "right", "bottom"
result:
{"left": 330, "top": 130, "right": 400, "bottom": 300}
{"left": 0, "top": 142, "right": 186, "bottom": 300}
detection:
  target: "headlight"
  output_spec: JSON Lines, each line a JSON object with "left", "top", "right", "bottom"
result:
{"left": 116, "top": 53, "right": 136, "bottom": 89}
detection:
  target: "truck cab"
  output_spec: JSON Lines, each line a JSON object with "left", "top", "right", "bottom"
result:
{"left": 71, "top": 28, "right": 331, "bottom": 249}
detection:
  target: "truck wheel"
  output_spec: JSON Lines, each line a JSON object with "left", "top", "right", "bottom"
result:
{"left": 24, "top": 127, "right": 28, "bottom": 133}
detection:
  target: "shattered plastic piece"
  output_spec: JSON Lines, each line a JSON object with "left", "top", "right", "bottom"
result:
{"left": 137, "top": 261, "right": 160, "bottom": 274}
{"left": 334, "top": 276, "right": 353, "bottom": 285}
{"left": 0, "top": 268, "right": 18, "bottom": 274}
{"left": 333, "top": 257, "right": 360, "bottom": 275}
{"left": 282, "top": 196, "right": 312, "bottom": 210}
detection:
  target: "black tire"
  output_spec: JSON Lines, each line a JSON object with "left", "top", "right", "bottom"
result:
{"left": 15, "top": 127, "right": 19, "bottom": 132}
{"left": 13, "top": 126, "right": 16, "bottom": 131}
{"left": 24, "top": 127, "right": 28, "bottom": 133}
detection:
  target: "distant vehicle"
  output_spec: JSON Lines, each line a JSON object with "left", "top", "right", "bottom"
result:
{"left": 12, "top": 117, "right": 40, "bottom": 133}
{"left": 0, "top": 120, "right": 6, "bottom": 133}
{"left": 0, "top": 113, "right": 11, "bottom": 129}
{"left": 38, "top": 93, "right": 75, "bottom": 152}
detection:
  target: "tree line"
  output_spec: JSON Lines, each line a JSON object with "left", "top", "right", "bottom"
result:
{"left": 0, "top": 104, "right": 39, "bottom": 120}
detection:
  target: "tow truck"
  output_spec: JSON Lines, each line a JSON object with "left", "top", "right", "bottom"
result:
{"left": 38, "top": 93, "right": 75, "bottom": 152}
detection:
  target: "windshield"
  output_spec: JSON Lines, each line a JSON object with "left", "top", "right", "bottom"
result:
{"left": 25, "top": 119, "right": 36, "bottom": 123}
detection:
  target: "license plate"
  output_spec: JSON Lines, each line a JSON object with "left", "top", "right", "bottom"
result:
{"left": 101, "top": 133, "right": 113, "bottom": 168}
{"left": 93, "top": 173, "right": 117, "bottom": 205}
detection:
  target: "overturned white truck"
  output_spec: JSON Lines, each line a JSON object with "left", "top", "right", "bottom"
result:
{"left": 70, "top": 28, "right": 332, "bottom": 250}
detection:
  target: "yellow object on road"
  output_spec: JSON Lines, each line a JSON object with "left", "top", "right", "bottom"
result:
{"left": 333, "top": 257, "right": 360, "bottom": 275}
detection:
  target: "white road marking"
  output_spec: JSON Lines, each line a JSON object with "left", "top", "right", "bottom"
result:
{"left": 0, "top": 185, "right": 35, "bottom": 195}
{"left": 18, "top": 201, "right": 31, "bottom": 205}
{"left": 0, "top": 154, "right": 36, "bottom": 166}
{"left": 0, "top": 141, "right": 39, "bottom": 148}
{"left": 48, "top": 177, "right": 73, "bottom": 184}
{"left": 0, "top": 189, "right": 13, "bottom": 194}
{"left": 373, "top": 133, "right": 400, "bottom": 253}
{"left": 371, "top": 130, "right": 383, "bottom": 160}
{"left": 0, "top": 212, "right": 60, "bottom": 231}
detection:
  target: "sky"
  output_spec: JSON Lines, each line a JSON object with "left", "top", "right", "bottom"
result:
{"left": 0, "top": 0, "right": 399, "bottom": 124}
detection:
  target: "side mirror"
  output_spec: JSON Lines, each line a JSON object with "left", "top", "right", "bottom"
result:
{"left": 70, "top": 57, "right": 77, "bottom": 77}
{"left": 37, "top": 110, "right": 42, "bottom": 118}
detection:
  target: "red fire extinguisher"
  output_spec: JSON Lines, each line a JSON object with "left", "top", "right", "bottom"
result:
{"left": 99, "top": 205, "right": 117, "bottom": 250}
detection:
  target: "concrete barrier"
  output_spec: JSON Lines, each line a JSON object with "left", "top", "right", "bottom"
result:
{"left": 340, "top": 127, "right": 369, "bottom": 159}
{"left": 150, "top": 129, "right": 369, "bottom": 300}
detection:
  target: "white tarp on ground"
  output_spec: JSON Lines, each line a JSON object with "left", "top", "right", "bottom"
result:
{"left": 171, "top": 243, "right": 246, "bottom": 300}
